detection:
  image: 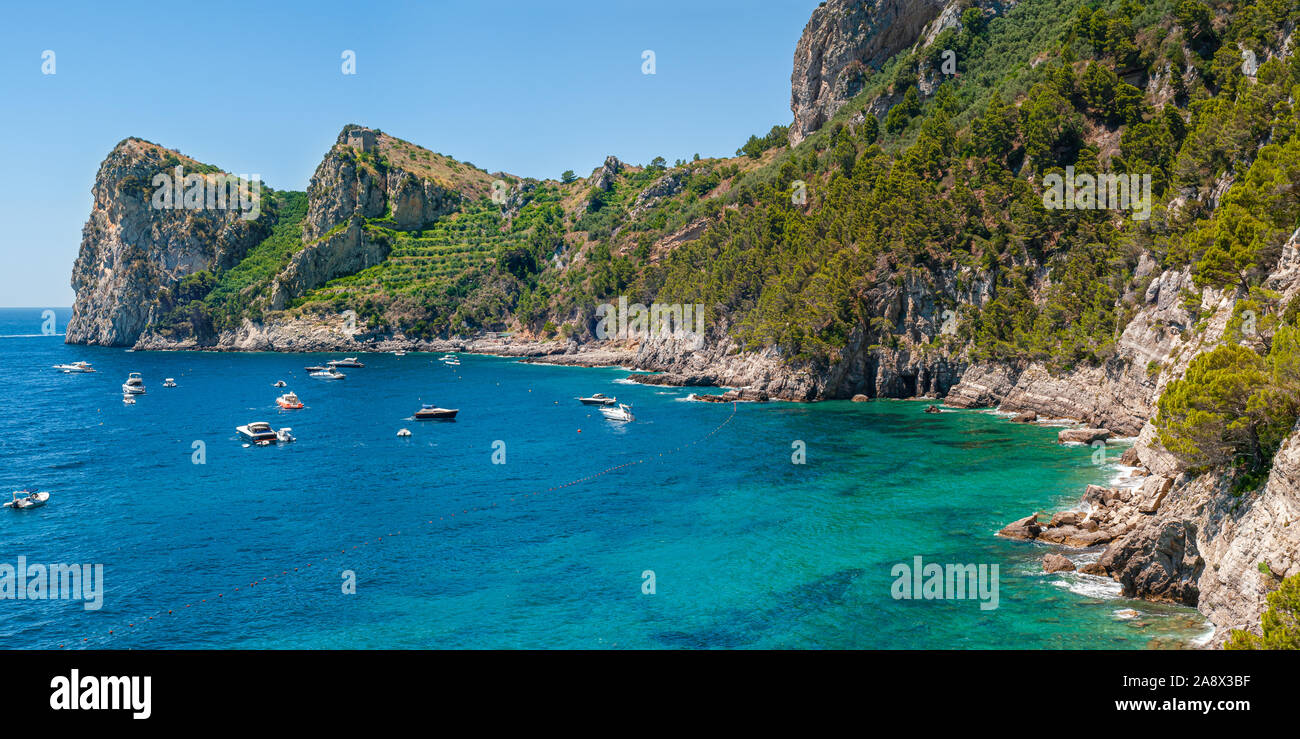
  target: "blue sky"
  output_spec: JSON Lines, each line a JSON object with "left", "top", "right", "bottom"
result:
{"left": 0, "top": 0, "right": 820, "bottom": 306}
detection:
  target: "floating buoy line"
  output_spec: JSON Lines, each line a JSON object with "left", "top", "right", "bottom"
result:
{"left": 49, "top": 401, "right": 738, "bottom": 649}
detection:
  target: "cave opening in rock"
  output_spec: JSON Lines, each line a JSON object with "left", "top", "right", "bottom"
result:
{"left": 901, "top": 373, "right": 917, "bottom": 398}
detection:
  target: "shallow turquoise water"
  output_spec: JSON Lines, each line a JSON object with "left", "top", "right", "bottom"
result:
{"left": 0, "top": 308, "right": 1205, "bottom": 648}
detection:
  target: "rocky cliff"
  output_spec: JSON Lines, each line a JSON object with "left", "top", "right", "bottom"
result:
{"left": 66, "top": 139, "right": 274, "bottom": 346}
{"left": 789, "top": 0, "right": 947, "bottom": 146}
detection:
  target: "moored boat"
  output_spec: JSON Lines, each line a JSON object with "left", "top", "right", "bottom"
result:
{"left": 414, "top": 404, "right": 459, "bottom": 420}
{"left": 276, "top": 392, "right": 304, "bottom": 409}
{"left": 236, "top": 421, "right": 280, "bottom": 444}
{"left": 53, "top": 361, "right": 95, "bottom": 373}
{"left": 577, "top": 393, "right": 617, "bottom": 406}
{"left": 328, "top": 357, "right": 365, "bottom": 368}
{"left": 599, "top": 403, "right": 635, "bottom": 422}
{"left": 163, "top": 378, "right": 177, "bottom": 388}
{"left": 310, "top": 368, "right": 345, "bottom": 380}
{"left": 122, "top": 372, "right": 146, "bottom": 394}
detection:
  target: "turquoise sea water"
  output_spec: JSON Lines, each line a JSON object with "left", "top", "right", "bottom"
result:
{"left": 0, "top": 308, "right": 1206, "bottom": 649}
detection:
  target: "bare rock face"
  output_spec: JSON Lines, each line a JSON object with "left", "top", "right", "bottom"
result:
{"left": 1106, "top": 519, "right": 1204, "bottom": 606}
{"left": 303, "top": 125, "right": 458, "bottom": 242}
{"left": 66, "top": 139, "right": 273, "bottom": 346}
{"left": 789, "top": 0, "right": 947, "bottom": 146}
{"left": 1195, "top": 424, "right": 1300, "bottom": 643}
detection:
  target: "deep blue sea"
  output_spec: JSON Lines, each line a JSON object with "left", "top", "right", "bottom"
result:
{"left": 0, "top": 308, "right": 1207, "bottom": 649}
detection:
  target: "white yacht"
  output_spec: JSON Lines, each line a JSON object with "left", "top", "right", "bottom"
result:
{"left": 236, "top": 421, "right": 280, "bottom": 445}
{"left": 122, "top": 373, "right": 146, "bottom": 394}
{"left": 599, "top": 403, "right": 635, "bottom": 422}
{"left": 328, "top": 357, "right": 365, "bottom": 368}
{"left": 310, "top": 368, "right": 345, "bottom": 380}
{"left": 577, "top": 393, "right": 617, "bottom": 406}
{"left": 163, "top": 378, "right": 177, "bottom": 388}
{"left": 53, "top": 361, "right": 95, "bottom": 373}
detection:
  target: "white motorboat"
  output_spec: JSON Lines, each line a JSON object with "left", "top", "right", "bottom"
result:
{"left": 599, "top": 403, "right": 635, "bottom": 422}
{"left": 393, "top": 351, "right": 406, "bottom": 357}
{"left": 328, "top": 357, "right": 365, "bottom": 368}
{"left": 443, "top": 359, "right": 461, "bottom": 366}
{"left": 273, "top": 380, "right": 287, "bottom": 388}
{"left": 122, "top": 372, "right": 146, "bottom": 394}
{"left": 53, "top": 361, "right": 95, "bottom": 373}
{"left": 577, "top": 393, "right": 617, "bottom": 406}
{"left": 236, "top": 421, "right": 280, "bottom": 444}
{"left": 276, "top": 427, "right": 296, "bottom": 444}
{"left": 122, "top": 394, "right": 136, "bottom": 405}
{"left": 310, "top": 368, "right": 345, "bottom": 380}
{"left": 163, "top": 378, "right": 177, "bottom": 388}
{"left": 397, "top": 428, "right": 412, "bottom": 437}
{"left": 4, "top": 490, "right": 49, "bottom": 510}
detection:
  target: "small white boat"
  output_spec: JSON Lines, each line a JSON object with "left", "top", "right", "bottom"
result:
{"left": 53, "top": 361, "right": 95, "bottom": 373}
{"left": 443, "top": 359, "right": 461, "bottom": 366}
{"left": 599, "top": 403, "right": 635, "bottom": 422}
{"left": 393, "top": 351, "right": 406, "bottom": 357}
{"left": 397, "top": 428, "right": 412, "bottom": 437}
{"left": 122, "top": 372, "right": 146, "bottom": 394}
{"left": 577, "top": 393, "right": 617, "bottom": 406}
{"left": 276, "top": 427, "right": 296, "bottom": 444}
{"left": 122, "top": 394, "right": 136, "bottom": 405}
{"left": 328, "top": 357, "right": 365, "bottom": 368}
{"left": 310, "top": 368, "right": 345, "bottom": 380}
{"left": 273, "top": 380, "right": 287, "bottom": 388}
{"left": 163, "top": 378, "right": 177, "bottom": 388}
{"left": 4, "top": 490, "right": 50, "bottom": 510}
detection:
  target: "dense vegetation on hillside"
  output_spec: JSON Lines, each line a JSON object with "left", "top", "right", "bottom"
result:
{"left": 150, "top": 0, "right": 1300, "bottom": 396}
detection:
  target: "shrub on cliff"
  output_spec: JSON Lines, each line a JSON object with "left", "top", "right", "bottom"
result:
{"left": 1156, "top": 331, "right": 1300, "bottom": 477}
{"left": 1225, "top": 572, "right": 1300, "bottom": 650}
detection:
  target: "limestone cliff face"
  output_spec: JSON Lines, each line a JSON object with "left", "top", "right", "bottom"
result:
{"left": 627, "top": 264, "right": 981, "bottom": 400}
{"left": 946, "top": 256, "right": 1197, "bottom": 435}
{"left": 269, "top": 126, "right": 461, "bottom": 309}
{"left": 66, "top": 139, "right": 271, "bottom": 346}
{"left": 979, "top": 238, "right": 1300, "bottom": 644}
{"left": 789, "top": 0, "right": 947, "bottom": 146}
{"left": 303, "top": 126, "right": 460, "bottom": 242}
